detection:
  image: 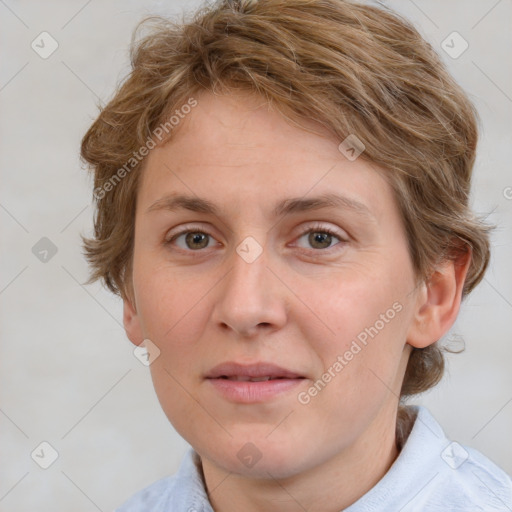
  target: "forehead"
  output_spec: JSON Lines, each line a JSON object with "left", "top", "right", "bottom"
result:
{"left": 137, "top": 90, "right": 395, "bottom": 221}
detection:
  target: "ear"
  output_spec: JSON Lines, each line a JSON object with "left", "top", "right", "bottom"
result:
{"left": 123, "top": 294, "right": 144, "bottom": 347}
{"left": 407, "top": 248, "right": 471, "bottom": 349}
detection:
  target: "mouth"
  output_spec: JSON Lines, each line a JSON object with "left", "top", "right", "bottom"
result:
{"left": 205, "top": 362, "right": 306, "bottom": 403}
{"left": 216, "top": 375, "right": 296, "bottom": 382}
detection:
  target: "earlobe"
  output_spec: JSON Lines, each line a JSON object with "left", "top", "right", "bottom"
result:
{"left": 407, "top": 248, "right": 471, "bottom": 349}
{"left": 123, "top": 296, "right": 144, "bottom": 347}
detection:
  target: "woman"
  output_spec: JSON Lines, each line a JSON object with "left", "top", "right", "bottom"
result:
{"left": 81, "top": 0, "right": 512, "bottom": 510}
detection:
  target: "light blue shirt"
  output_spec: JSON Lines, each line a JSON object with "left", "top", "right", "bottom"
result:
{"left": 116, "top": 406, "right": 512, "bottom": 511}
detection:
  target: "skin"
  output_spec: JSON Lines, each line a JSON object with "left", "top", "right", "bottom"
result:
{"left": 123, "top": 90, "right": 470, "bottom": 512}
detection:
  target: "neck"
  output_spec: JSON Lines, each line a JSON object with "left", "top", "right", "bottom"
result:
{"left": 200, "top": 402, "right": 402, "bottom": 512}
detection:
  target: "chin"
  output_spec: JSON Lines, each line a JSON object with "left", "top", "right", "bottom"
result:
{"left": 198, "top": 434, "right": 318, "bottom": 480}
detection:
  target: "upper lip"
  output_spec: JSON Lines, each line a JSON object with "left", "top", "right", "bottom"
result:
{"left": 206, "top": 362, "right": 305, "bottom": 379}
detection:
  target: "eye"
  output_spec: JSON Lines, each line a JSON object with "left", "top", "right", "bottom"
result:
{"left": 166, "top": 228, "right": 218, "bottom": 252}
{"left": 294, "top": 223, "right": 347, "bottom": 251}
{"left": 164, "top": 223, "right": 347, "bottom": 254}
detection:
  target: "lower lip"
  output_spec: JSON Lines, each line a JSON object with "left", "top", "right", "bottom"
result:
{"left": 207, "top": 378, "right": 304, "bottom": 403}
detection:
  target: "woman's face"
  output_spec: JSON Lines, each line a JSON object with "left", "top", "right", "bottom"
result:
{"left": 124, "top": 90, "right": 422, "bottom": 478}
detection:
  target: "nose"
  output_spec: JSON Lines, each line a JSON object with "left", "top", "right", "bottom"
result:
{"left": 211, "top": 237, "right": 289, "bottom": 339}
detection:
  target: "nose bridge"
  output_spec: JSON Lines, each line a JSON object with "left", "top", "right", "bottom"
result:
{"left": 227, "top": 234, "right": 271, "bottom": 303}
{"left": 212, "top": 232, "right": 287, "bottom": 335}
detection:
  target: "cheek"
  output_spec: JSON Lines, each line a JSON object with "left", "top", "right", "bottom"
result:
{"left": 136, "top": 269, "right": 213, "bottom": 440}
{"left": 133, "top": 256, "right": 211, "bottom": 342}
{"left": 296, "top": 260, "right": 412, "bottom": 400}
{"left": 133, "top": 260, "right": 222, "bottom": 395}
{"left": 300, "top": 264, "right": 410, "bottom": 352}
{"left": 294, "top": 289, "right": 409, "bottom": 451}
{"left": 147, "top": 362, "right": 216, "bottom": 450}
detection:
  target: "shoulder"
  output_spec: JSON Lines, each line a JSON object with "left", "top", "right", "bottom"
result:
{"left": 114, "top": 475, "right": 176, "bottom": 511}
{"left": 346, "top": 406, "right": 512, "bottom": 511}
{"left": 401, "top": 406, "right": 512, "bottom": 511}
{"left": 114, "top": 449, "right": 213, "bottom": 512}
{"left": 432, "top": 442, "right": 512, "bottom": 511}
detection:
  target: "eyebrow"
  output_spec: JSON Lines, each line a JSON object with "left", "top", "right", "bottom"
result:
{"left": 145, "top": 192, "right": 375, "bottom": 221}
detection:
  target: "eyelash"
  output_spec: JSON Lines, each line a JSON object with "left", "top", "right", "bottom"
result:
{"left": 164, "top": 223, "right": 347, "bottom": 256}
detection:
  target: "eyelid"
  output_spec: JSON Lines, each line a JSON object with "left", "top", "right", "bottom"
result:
{"left": 294, "top": 221, "right": 348, "bottom": 241}
{"left": 290, "top": 222, "right": 348, "bottom": 252}
{"left": 165, "top": 222, "right": 215, "bottom": 239}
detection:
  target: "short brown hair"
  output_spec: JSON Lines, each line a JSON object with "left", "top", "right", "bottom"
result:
{"left": 81, "top": 0, "right": 491, "bottom": 401}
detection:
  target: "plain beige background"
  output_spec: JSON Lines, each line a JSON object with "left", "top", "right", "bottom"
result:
{"left": 1, "top": 0, "right": 511, "bottom": 510}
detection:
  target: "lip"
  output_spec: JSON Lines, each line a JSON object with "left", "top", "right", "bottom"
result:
{"left": 205, "top": 362, "right": 306, "bottom": 403}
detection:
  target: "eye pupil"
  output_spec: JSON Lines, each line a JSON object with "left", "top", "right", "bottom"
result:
{"left": 309, "top": 231, "right": 332, "bottom": 249}
{"left": 185, "top": 232, "right": 209, "bottom": 249}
